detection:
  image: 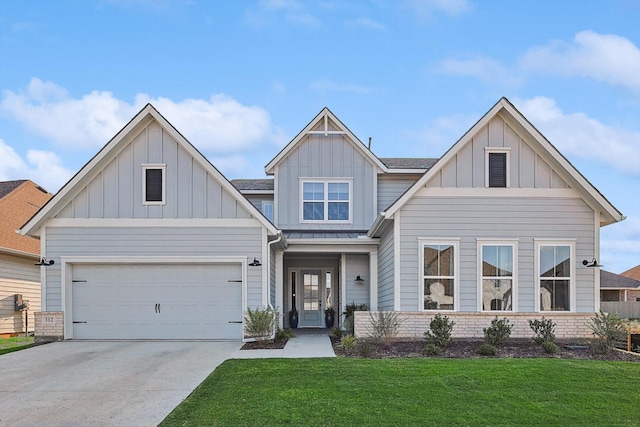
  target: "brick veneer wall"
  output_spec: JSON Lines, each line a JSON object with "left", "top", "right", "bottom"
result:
{"left": 354, "top": 312, "right": 596, "bottom": 340}
{"left": 34, "top": 311, "right": 64, "bottom": 343}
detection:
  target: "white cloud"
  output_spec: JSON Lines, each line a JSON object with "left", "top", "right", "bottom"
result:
{"left": 436, "top": 56, "right": 522, "bottom": 87}
{"left": 346, "top": 17, "right": 386, "bottom": 31}
{"left": 406, "top": 0, "right": 472, "bottom": 17}
{"left": 514, "top": 96, "right": 640, "bottom": 177}
{"left": 0, "top": 139, "right": 74, "bottom": 192}
{"left": 1, "top": 78, "right": 286, "bottom": 153}
{"left": 248, "top": 0, "right": 321, "bottom": 28}
{"left": 309, "top": 79, "right": 373, "bottom": 94}
{"left": 520, "top": 31, "right": 640, "bottom": 93}
{"left": 404, "top": 113, "right": 478, "bottom": 156}
{"left": 601, "top": 216, "right": 640, "bottom": 273}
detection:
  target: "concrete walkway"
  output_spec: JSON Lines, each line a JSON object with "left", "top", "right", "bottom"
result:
{"left": 231, "top": 334, "right": 336, "bottom": 359}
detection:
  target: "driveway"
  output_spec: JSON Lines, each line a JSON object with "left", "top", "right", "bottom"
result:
{"left": 0, "top": 341, "right": 241, "bottom": 427}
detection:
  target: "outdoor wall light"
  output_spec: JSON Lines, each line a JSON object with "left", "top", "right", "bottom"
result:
{"left": 582, "top": 258, "right": 602, "bottom": 268}
{"left": 35, "top": 257, "right": 54, "bottom": 266}
{"left": 249, "top": 258, "right": 262, "bottom": 267}
{"left": 355, "top": 275, "right": 365, "bottom": 283}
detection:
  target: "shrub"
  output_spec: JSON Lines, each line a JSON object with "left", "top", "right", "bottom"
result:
{"left": 477, "top": 343, "right": 497, "bottom": 356}
{"left": 274, "top": 327, "right": 296, "bottom": 343}
{"left": 483, "top": 317, "right": 513, "bottom": 347}
{"left": 367, "top": 311, "right": 404, "bottom": 345}
{"left": 542, "top": 340, "right": 558, "bottom": 354}
{"left": 339, "top": 334, "right": 358, "bottom": 350}
{"left": 355, "top": 340, "right": 372, "bottom": 358}
{"left": 424, "top": 313, "right": 455, "bottom": 349}
{"left": 329, "top": 327, "right": 343, "bottom": 340}
{"left": 244, "top": 306, "right": 278, "bottom": 341}
{"left": 422, "top": 343, "right": 442, "bottom": 357}
{"left": 589, "top": 310, "right": 626, "bottom": 352}
{"left": 343, "top": 302, "right": 368, "bottom": 335}
{"left": 529, "top": 317, "right": 556, "bottom": 344}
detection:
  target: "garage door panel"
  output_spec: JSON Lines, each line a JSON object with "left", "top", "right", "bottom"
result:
{"left": 72, "top": 263, "right": 243, "bottom": 340}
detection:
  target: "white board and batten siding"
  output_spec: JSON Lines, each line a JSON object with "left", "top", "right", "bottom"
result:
{"left": 0, "top": 253, "right": 42, "bottom": 334}
{"left": 276, "top": 133, "right": 378, "bottom": 230}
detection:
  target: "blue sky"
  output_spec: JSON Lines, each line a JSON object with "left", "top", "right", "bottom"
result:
{"left": 1, "top": 0, "right": 639, "bottom": 273}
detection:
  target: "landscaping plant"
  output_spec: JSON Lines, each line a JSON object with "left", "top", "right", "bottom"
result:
{"left": 528, "top": 317, "right": 556, "bottom": 344}
{"left": 483, "top": 317, "right": 513, "bottom": 346}
{"left": 342, "top": 302, "right": 368, "bottom": 335}
{"left": 589, "top": 310, "right": 626, "bottom": 353}
{"left": 244, "top": 306, "right": 278, "bottom": 341}
{"left": 339, "top": 334, "right": 358, "bottom": 350}
{"left": 367, "top": 311, "right": 403, "bottom": 345}
{"left": 424, "top": 313, "right": 455, "bottom": 349}
{"left": 274, "top": 327, "right": 296, "bottom": 343}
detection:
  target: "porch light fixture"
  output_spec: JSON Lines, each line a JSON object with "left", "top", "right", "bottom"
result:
{"left": 582, "top": 258, "right": 602, "bottom": 268}
{"left": 35, "top": 257, "right": 54, "bottom": 266}
{"left": 355, "top": 275, "right": 365, "bottom": 283}
{"left": 249, "top": 258, "right": 262, "bottom": 267}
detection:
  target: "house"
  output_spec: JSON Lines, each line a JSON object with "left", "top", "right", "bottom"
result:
{"left": 19, "top": 98, "right": 624, "bottom": 341}
{"left": 600, "top": 270, "right": 640, "bottom": 302}
{"left": 1, "top": 180, "right": 52, "bottom": 336}
{"left": 621, "top": 265, "right": 640, "bottom": 302}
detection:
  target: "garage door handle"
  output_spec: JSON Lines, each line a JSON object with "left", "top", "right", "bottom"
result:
{"left": 228, "top": 321, "right": 242, "bottom": 324}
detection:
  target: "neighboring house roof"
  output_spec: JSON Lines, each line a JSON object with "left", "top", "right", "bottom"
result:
{"left": 600, "top": 270, "right": 640, "bottom": 289}
{"left": 0, "top": 180, "right": 52, "bottom": 257}
{"left": 265, "top": 107, "right": 388, "bottom": 175}
{"left": 370, "top": 97, "right": 624, "bottom": 236}
{"left": 19, "top": 104, "right": 279, "bottom": 237}
{"left": 621, "top": 265, "right": 640, "bottom": 281}
{"left": 379, "top": 158, "right": 438, "bottom": 170}
{"left": 231, "top": 179, "right": 274, "bottom": 192}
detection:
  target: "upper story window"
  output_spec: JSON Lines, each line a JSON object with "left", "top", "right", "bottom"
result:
{"left": 142, "top": 164, "right": 166, "bottom": 205}
{"left": 262, "top": 201, "right": 274, "bottom": 222}
{"left": 301, "top": 180, "right": 351, "bottom": 222}
{"left": 536, "top": 241, "right": 574, "bottom": 312}
{"left": 485, "top": 148, "right": 510, "bottom": 188}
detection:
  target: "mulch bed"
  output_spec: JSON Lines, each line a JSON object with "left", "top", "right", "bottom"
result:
{"left": 241, "top": 339, "right": 288, "bottom": 350}
{"left": 331, "top": 338, "right": 640, "bottom": 361}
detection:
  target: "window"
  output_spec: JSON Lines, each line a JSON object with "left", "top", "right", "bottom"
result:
{"left": 301, "top": 180, "right": 351, "bottom": 222}
{"left": 480, "top": 243, "right": 515, "bottom": 311}
{"left": 421, "top": 241, "right": 458, "bottom": 310}
{"left": 485, "top": 148, "right": 510, "bottom": 188}
{"left": 142, "top": 164, "right": 166, "bottom": 205}
{"left": 537, "top": 242, "right": 573, "bottom": 311}
{"left": 262, "top": 201, "right": 274, "bottom": 222}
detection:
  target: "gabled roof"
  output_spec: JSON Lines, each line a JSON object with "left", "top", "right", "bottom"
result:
{"left": 371, "top": 97, "right": 624, "bottom": 235}
{"left": 621, "top": 265, "right": 640, "bottom": 281}
{"left": 380, "top": 158, "right": 438, "bottom": 170}
{"left": 231, "top": 179, "right": 274, "bottom": 192}
{"left": 20, "top": 104, "right": 279, "bottom": 237}
{"left": 265, "top": 107, "right": 387, "bottom": 174}
{"left": 600, "top": 270, "right": 640, "bottom": 289}
{"left": 0, "top": 180, "right": 52, "bottom": 256}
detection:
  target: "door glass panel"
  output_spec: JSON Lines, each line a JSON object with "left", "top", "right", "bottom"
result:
{"left": 303, "top": 273, "right": 319, "bottom": 310}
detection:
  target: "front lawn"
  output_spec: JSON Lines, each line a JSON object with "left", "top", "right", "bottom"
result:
{"left": 160, "top": 358, "right": 639, "bottom": 426}
{"left": 0, "top": 336, "right": 34, "bottom": 355}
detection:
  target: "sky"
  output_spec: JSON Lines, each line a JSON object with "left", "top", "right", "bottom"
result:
{"left": 0, "top": 0, "right": 639, "bottom": 274}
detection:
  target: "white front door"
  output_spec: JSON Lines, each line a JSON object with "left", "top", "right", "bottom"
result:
{"left": 299, "top": 270, "right": 323, "bottom": 327}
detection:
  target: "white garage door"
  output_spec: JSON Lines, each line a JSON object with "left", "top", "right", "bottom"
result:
{"left": 71, "top": 263, "right": 243, "bottom": 340}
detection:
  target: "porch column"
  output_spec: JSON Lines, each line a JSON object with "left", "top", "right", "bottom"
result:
{"left": 275, "top": 250, "right": 284, "bottom": 328}
{"left": 369, "top": 250, "right": 378, "bottom": 311}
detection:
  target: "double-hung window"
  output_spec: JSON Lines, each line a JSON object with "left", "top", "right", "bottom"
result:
{"left": 301, "top": 180, "right": 351, "bottom": 222}
{"left": 536, "top": 241, "right": 574, "bottom": 311}
{"left": 421, "top": 240, "right": 458, "bottom": 310}
{"left": 142, "top": 164, "right": 166, "bottom": 205}
{"left": 479, "top": 242, "right": 516, "bottom": 311}
{"left": 262, "top": 201, "right": 274, "bottom": 222}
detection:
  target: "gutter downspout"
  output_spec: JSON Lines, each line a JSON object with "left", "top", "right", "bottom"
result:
{"left": 266, "top": 233, "right": 283, "bottom": 310}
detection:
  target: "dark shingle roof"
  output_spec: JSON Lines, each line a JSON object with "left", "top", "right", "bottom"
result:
{"left": 0, "top": 180, "right": 27, "bottom": 199}
{"left": 379, "top": 158, "right": 438, "bottom": 170}
{"left": 600, "top": 270, "right": 640, "bottom": 289}
{"left": 230, "top": 179, "right": 274, "bottom": 191}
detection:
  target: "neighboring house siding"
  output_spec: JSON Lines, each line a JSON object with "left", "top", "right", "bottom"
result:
{"left": 344, "top": 254, "right": 369, "bottom": 307}
{"left": 0, "top": 254, "right": 41, "bottom": 334}
{"left": 276, "top": 134, "right": 377, "bottom": 230}
{"left": 433, "top": 116, "right": 569, "bottom": 189}
{"left": 377, "top": 222, "right": 395, "bottom": 310}
{"left": 55, "top": 122, "right": 251, "bottom": 220}
{"left": 398, "top": 196, "right": 595, "bottom": 312}
{"left": 44, "top": 226, "right": 264, "bottom": 310}
{"left": 377, "top": 174, "right": 421, "bottom": 213}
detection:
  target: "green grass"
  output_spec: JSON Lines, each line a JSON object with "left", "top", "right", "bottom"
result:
{"left": 0, "top": 336, "right": 34, "bottom": 355}
{"left": 160, "top": 358, "right": 640, "bottom": 426}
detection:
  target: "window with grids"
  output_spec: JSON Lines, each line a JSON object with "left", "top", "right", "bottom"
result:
{"left": 539, "top": 244, "right": 572, "bottom": 311}
{"left": 422, "top": 243, "right": 456, "bottom": 310}
{"left": 301, "top": 181, "right": 350, "bottom": 222}
{"left": 481, "top": 244, "right": 514, "bottom": 311}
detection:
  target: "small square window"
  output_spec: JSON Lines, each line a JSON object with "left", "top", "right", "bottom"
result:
{"left": 142, "top": 164, "right": 166, "bottom": 205}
